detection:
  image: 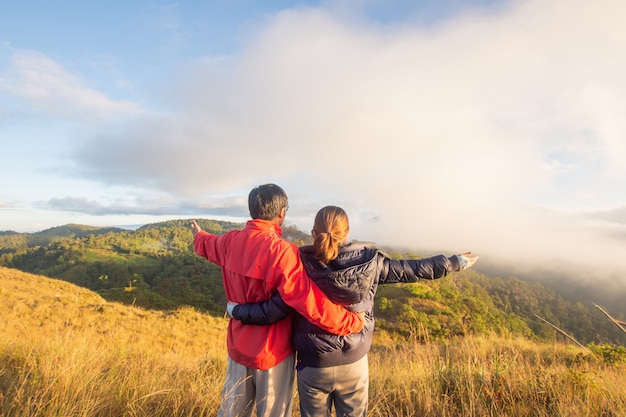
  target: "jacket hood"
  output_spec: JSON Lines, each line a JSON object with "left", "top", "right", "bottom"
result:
{"left": 300, "top": 241, "right": 379, "bottom": 305}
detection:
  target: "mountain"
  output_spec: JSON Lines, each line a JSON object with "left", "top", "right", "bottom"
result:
{"left": 0, "top": 219, "right": 624, "bottom": 345}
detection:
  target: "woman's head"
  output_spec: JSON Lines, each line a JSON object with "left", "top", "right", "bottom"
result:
{"left": 312, "top": 206, "right": 349, "bottom": 264}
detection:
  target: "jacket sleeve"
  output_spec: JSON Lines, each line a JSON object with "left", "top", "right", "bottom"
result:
{"left": 275, "top": 244, "right": 364, "bottom": 335}
{"left": 193, "top": 230, "right": 224, "bottom": 265}
{"left": 232, "top": 293, "right": 292, "bottom": 325}
{"left": 379, "top": 253, "right": 461, "bottom": 284}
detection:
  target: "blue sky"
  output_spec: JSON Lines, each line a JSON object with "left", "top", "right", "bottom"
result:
{"left": 2, "top": 0, "right": 626, "bottom": 284}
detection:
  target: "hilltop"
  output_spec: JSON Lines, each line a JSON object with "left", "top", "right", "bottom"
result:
{"left": 1, "top": 266, "right": 625, "bottom": 416}
{"left": 0, "top": 266, "right": 226, "bottom": 354}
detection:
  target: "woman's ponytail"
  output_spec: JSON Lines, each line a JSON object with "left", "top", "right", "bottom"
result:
{"left": 312, "top": 206, "right": 349, "bottom": 264}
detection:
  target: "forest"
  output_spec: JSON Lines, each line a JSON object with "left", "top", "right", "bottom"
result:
{"left": 1, "top": 219, "right": 625, "bottom": 346}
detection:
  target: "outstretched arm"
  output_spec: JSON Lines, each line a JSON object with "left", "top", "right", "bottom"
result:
{"left": 380, "top": 252, "right": 478, "bottom": 284}
{"left": 230, "top": 292, "right": 292, "bottom": 325}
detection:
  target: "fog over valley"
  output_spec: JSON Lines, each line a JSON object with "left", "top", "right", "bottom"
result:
{"left": 1, "top": 0, "right": 625, "bottom": 305}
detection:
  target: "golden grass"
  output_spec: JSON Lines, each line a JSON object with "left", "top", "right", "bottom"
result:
{"left": 0, "top": 266, "right": 227, "bottom": 416}
{"left": 369, "top": 335, "right": 626, "bottom": 416}
{"left": 1, "top": 266, "right": 625, "bottom": 417}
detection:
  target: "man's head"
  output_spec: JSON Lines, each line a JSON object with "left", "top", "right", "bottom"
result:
{"left": 248, "top": 184, "right": 289, "bottom": 223}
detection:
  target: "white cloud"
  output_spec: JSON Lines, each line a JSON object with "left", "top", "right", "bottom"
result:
{"left": 0, "top": 50, "right": 142, "bottom": 121}
{"left": 42, "top": 194, "right": 249, "bottom": 218}
{"left": 24, "top": 0, "right": 626, "bottom": 282}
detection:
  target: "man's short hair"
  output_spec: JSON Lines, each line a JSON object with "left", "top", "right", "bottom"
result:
{"left": 248, "top": 184, "right": 289, "bottom": 220}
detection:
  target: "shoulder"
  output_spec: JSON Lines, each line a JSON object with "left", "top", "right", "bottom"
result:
{"left": 299, "top": 244, "right": 315, "bottom": 256}
{"left": 343, "top": 240, "right": 377, "bottom": 251}
{"left": 341, "top": 241, "right": 380, "bottom": 259}
{"left": 268, "top": 235, "right": 300, "bottom": 258}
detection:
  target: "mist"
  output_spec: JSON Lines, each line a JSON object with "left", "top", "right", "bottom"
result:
{"left": 53, "top": 0, "right": 626, "bottom": 291}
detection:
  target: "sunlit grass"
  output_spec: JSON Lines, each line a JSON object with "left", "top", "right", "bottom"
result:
{"left": 0, "top": 267, "right": 226, "bottom": 416}
{"left": 1, "top": 266, "right": 625, "bottom": 417}
{"left": 369, "top": 334, "right": 626, "bottom": 416}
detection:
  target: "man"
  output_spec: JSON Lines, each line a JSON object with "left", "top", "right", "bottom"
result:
{"left": 191, "top": 184, "right": 364, "bottom": 417}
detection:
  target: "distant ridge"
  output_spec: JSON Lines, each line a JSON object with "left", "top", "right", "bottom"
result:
{"left": 36, "top": 223, "right": 125, "bottom": 238}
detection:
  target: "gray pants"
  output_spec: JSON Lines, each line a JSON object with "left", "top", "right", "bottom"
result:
{"left": 218, "top": 354, "right": 296, "bottom": 417}
{"left": 297, "top": 354, "right": 368, "bottom": 417}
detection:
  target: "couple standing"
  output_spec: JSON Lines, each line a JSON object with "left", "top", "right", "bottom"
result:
{"left": 191, "top": 183, "right": 477, "bottom": 417}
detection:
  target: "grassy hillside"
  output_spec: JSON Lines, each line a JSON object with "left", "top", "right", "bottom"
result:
{"left": 0, "top": 266, "right": 227, "bottom": 416}
{"left": 1, "top": 267, "right": 625, "bottom": 416}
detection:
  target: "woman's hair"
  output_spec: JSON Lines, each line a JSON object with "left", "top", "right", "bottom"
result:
{"left": 248, "top": 184, "right": 289, "bottom": 220}
{"left": 312, "top": 205, "right": 349, "bottom": 264}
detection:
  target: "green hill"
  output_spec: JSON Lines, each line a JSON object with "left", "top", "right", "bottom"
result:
{"left": 0, "top": 219, "right": 624, "bottom": 345}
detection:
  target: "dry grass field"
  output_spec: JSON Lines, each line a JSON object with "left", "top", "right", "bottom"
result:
{"left": 1, "top": 266, "right": 624, "bottom": 416}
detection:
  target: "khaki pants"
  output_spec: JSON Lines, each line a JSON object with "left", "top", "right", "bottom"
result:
{"left": 297, "top": 354, "right": 369, "bottom": 417}
{"left": 218, "top": 354, "right": 296, "bottom": 417}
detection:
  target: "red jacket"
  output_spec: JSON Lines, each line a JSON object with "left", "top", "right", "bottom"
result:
{"left": 194, "top": 219, "right": 364, "bottom": 370}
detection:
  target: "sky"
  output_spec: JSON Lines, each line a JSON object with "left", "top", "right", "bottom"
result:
{"left": 1, "top": 0, "right": 626, "bottom": 289}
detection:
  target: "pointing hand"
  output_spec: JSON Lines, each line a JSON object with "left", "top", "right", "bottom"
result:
{"left": 190, "top": 220, "right": 202, "bottom": 236}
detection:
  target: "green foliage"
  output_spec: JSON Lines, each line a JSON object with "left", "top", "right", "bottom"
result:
{"left": 374, "top": 272, "right": 534, "bottom": 341}
{"left": 472, "top": 274, "right": 624, "bottom": 344}
{"left": 1, "top": 220, "right": 624, "bottom": 346}
{"left": 0, "top": 220, "right": 231, "bottom": 316}
{"left": 587, "top": 343, "right": 626, "bottom": 365}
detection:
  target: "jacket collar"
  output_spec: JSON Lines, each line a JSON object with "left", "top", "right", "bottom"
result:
{"left": 301, "top": 240, "right": 376, "bottom": 257}
{"left": 246, "top": 218, "right": 283, "bottom": 237}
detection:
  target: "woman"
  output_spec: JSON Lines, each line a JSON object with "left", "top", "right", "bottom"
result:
{"left": 230, "top": 205, "right": 477, "bottom": 417}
